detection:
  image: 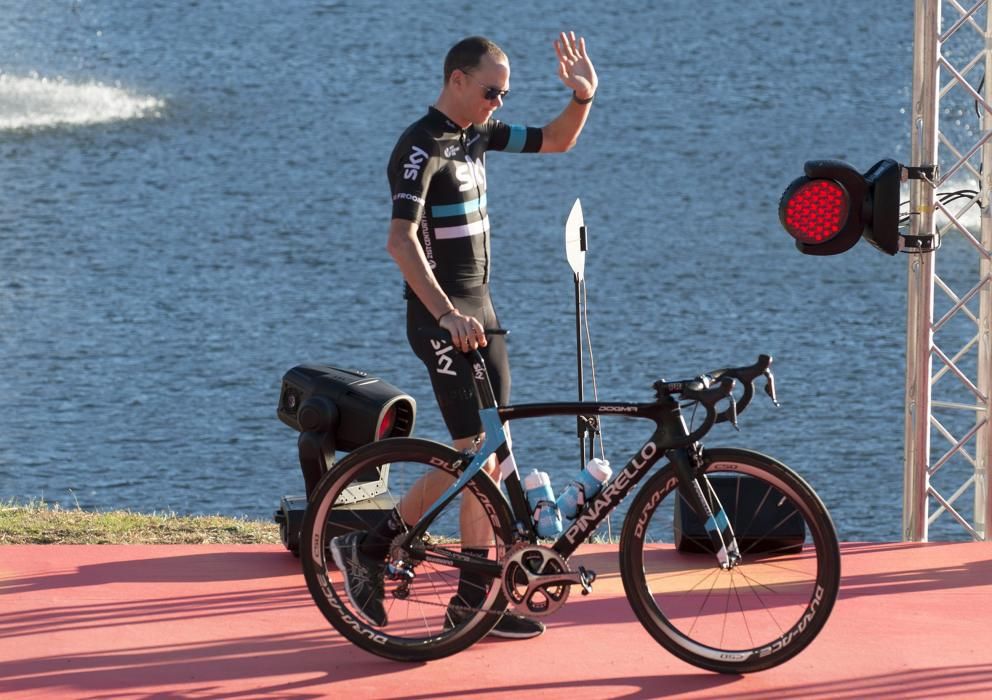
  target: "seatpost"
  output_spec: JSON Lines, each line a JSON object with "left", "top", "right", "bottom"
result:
{"left": 463, "top": 328, "right": 509, "bottom": 411}
{"left": 465, "top": 349, "right": 498, "bottom": 411}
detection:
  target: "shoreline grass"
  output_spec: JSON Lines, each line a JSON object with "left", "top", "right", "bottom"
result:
{"left": 0, "top": 500, "right": 281, "bottom": 545}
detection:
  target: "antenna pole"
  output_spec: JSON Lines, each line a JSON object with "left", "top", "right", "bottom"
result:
{"left": 564, "top": 200, "right": 595, "bottom": 472}
{"left": 575, "top": 225, "right": 590, "bottom": 470}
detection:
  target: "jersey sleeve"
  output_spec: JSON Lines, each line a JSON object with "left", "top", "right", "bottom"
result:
{"left": 388, "top": 129, "right": 440, "bottom": 222}
{"left": 484, "top": 118, "right": 543, "bottom": 154}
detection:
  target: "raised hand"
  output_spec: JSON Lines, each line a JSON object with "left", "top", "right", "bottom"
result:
{"left": 554, "top": 31, "right": 598, "bottom": 99}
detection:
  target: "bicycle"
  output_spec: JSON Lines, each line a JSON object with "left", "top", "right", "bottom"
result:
{"left": 300, "top": 330, "right": 840, "bottom": 673}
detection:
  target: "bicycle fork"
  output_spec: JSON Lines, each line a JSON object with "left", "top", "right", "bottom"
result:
{"left": 670, "top": 446, "right": 741, "bottom": 569}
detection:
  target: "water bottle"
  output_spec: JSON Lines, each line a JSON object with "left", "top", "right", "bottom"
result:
{"left": 556, "top": 458, "right": 613, "bottom": 520}
{"left": 523, "top": 469, "right": 563, "bottom": 538}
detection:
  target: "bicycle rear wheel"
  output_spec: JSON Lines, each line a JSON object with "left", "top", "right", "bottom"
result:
{"left": 619, "top": 447, "right": 840, "bottom": 673}
{"left": 300, "top": 437, "right": 515, "bottom": 662}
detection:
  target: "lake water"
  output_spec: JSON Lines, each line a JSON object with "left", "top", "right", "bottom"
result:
{"left": 1, "top": 1, "right": 977, "bottom": 540}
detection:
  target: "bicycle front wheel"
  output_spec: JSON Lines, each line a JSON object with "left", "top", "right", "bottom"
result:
{"left": 300, "top": 437, "right": 515, "bottom": 662}
{"left": 619, "top": 447, "right": 840, "bottom": 673}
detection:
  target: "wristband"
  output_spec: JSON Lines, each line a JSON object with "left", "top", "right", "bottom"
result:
{"left": 572, "top": 91, "right": 595, "bottom": 105}
{"left": 437, "top": 308, "right": 455, "bottom": 323}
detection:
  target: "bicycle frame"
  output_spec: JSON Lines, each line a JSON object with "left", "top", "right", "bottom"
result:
{"left": 501, "top": 399, "right": 689, "bottom": 560}
{"left": 301, "top": 341, "right": 839, "bottom": 672}
{"left": 403, "top": 349, "right": 740, "bottom": 570}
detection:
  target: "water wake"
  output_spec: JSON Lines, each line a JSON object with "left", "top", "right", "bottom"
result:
{"left": 0, "top": 73, "right": 164, "bottom": 130}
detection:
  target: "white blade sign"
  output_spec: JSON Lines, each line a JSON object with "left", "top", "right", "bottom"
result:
{"left": 564, "top": 198, "right": 585, "bottom": 281}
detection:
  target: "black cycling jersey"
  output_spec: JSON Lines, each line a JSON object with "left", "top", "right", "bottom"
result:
{"left": 388, "top": 106, "right": 543, "bottom": 295}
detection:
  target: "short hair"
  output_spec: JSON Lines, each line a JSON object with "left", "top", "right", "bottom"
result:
{"left": 443, "top": 36, "right": 507, "bottom": 82}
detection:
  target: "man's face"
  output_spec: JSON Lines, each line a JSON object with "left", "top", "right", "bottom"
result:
{"left": 458, "top": 54, "right": 510, "bottom": 125}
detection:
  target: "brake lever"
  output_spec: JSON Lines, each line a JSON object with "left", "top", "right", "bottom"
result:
{"left": 727, "top": 393, "right": 739, "bottom": 431}
{"left": 764, "top": 369, "right": 780, "bottom": 407}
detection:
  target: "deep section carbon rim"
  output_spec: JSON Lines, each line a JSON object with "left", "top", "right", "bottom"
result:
{"left": 300, "top": 438, "right": 513, "bottom": 661}
{"left": 620, "top": 448, "right": 840, "bottom": 673}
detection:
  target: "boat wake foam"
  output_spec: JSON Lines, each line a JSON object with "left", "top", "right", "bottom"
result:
{"left": 0, "top": 73, "right": 165, "bottom": 131}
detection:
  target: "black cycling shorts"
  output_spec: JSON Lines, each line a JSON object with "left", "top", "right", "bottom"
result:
{"left": 406, "top": 285, "right": 510, "bottom": 440}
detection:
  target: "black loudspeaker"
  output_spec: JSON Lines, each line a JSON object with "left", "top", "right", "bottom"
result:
{"left": 275, "top": 365, "right": 417, "bottom": 554}
{"left": 277, "top": 364, "right": 416, "bottom": 497}
{"left": 674, "top": 474, "right": 806, "bottom": 555}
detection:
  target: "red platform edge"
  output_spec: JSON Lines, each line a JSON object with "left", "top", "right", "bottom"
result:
{"left": 1, "top": 541, "right": 990, "bottom": 699}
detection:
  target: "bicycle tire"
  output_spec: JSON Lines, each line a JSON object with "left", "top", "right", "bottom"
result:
{"left": 300, "top": 437, "right": 516, "bottom": 662}
{"left": 619, "top": 447, "right": 840, "bottom": 673}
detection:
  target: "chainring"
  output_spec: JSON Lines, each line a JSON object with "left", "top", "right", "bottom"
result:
{"left": 501, "top": 543, "right": 571, "bottom": 617}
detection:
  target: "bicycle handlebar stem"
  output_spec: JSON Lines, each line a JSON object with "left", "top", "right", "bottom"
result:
{"left": 653, "top": 355, "right": 777, "bottom": 443}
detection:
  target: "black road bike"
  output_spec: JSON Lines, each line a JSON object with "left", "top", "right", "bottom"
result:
{"left": 300, "top": 333, "right": 840, "bottom": 673}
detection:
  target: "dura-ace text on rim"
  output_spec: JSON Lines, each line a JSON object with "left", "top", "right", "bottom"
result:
{"left": 619, "top": 448, "right": 841, "bottom": 674}
{"left": 301, "top": 438, "right": 517, "bottom": 662}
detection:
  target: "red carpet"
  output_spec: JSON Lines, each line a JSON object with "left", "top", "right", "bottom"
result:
{"left": 1, "top": 542, "right": 990, "bottom": 699}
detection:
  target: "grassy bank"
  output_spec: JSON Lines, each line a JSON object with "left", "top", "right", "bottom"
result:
{"left": 0, "top": 500, "right": 282, "bottom": 545}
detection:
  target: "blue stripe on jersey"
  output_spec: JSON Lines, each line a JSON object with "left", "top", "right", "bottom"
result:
{"left": 431, "top": 193, "right": 487, "bottom": 218}
{"left": 505, "top": 125, "right": 527, "bottom": 153}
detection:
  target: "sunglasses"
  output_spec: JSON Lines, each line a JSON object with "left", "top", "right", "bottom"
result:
{"left": 462, "top": 70, "right": 510, "bottom": 101}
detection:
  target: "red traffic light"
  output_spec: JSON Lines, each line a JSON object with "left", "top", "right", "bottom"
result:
{"left": 778, "top": 160, "right": 866, "bottom": 255}
{"left": 779, "top": 159, "right": 902, "bottom": 256}
{"left": 780, "top": 179, "right": 850, "bottom": 245}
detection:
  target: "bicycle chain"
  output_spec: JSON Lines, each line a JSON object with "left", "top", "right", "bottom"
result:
{"left": 387, "top": 544, "right": 573, "bottom": 623}
{"left": 389, "top": 592, "right": 517, "bottom": 620}
{"left": 385, "top": 537, "right": 547, "bottom": 622}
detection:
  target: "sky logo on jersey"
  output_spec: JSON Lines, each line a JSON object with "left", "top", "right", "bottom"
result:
{"left": 455, "top": 155, "right": 486, "bottom": 192}
{"left": 403, "top": 146, "right": 429, "bottom": 180}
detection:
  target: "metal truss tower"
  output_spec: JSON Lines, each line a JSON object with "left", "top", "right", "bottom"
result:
{"left": 904, "top": 0, "right": 992, "bottom": 540}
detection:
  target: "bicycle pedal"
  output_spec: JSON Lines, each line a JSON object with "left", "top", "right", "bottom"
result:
{"left": 578, "top": 566, "right": 596, "bottom": 595}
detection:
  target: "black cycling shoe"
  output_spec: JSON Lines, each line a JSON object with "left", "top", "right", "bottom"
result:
{"left": 329, "top": 531, "right": 388, "bottom": 627}
{"left": 444, "top": 596, "right": 545, "bottom": 640}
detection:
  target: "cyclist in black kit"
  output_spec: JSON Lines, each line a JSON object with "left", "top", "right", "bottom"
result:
{"left": 332, "top": 31, "right": 597, "bottom": 640}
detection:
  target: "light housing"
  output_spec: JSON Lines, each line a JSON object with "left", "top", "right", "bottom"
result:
{"left": 778, "top": 158, "right": 901, "bottom": 256}
{"left": 277, "top": 364, "right": 416, "bottom": 497}
{"left": 278, "top": 364, "right": 415, "bottom": 449}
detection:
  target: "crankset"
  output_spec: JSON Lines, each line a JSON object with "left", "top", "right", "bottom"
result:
{"left": 501, "top": 543, "right": 596, "bottom": 617}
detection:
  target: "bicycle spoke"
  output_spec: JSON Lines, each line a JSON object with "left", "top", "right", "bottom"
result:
{"left": 620, "top": 449, "right": 840, "bottom": 673}
{"left": 728, "top": 574, "right": 757, "bottom": 647}
{"left": 301, "top": 439, "right": 513, "bottom": 661}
